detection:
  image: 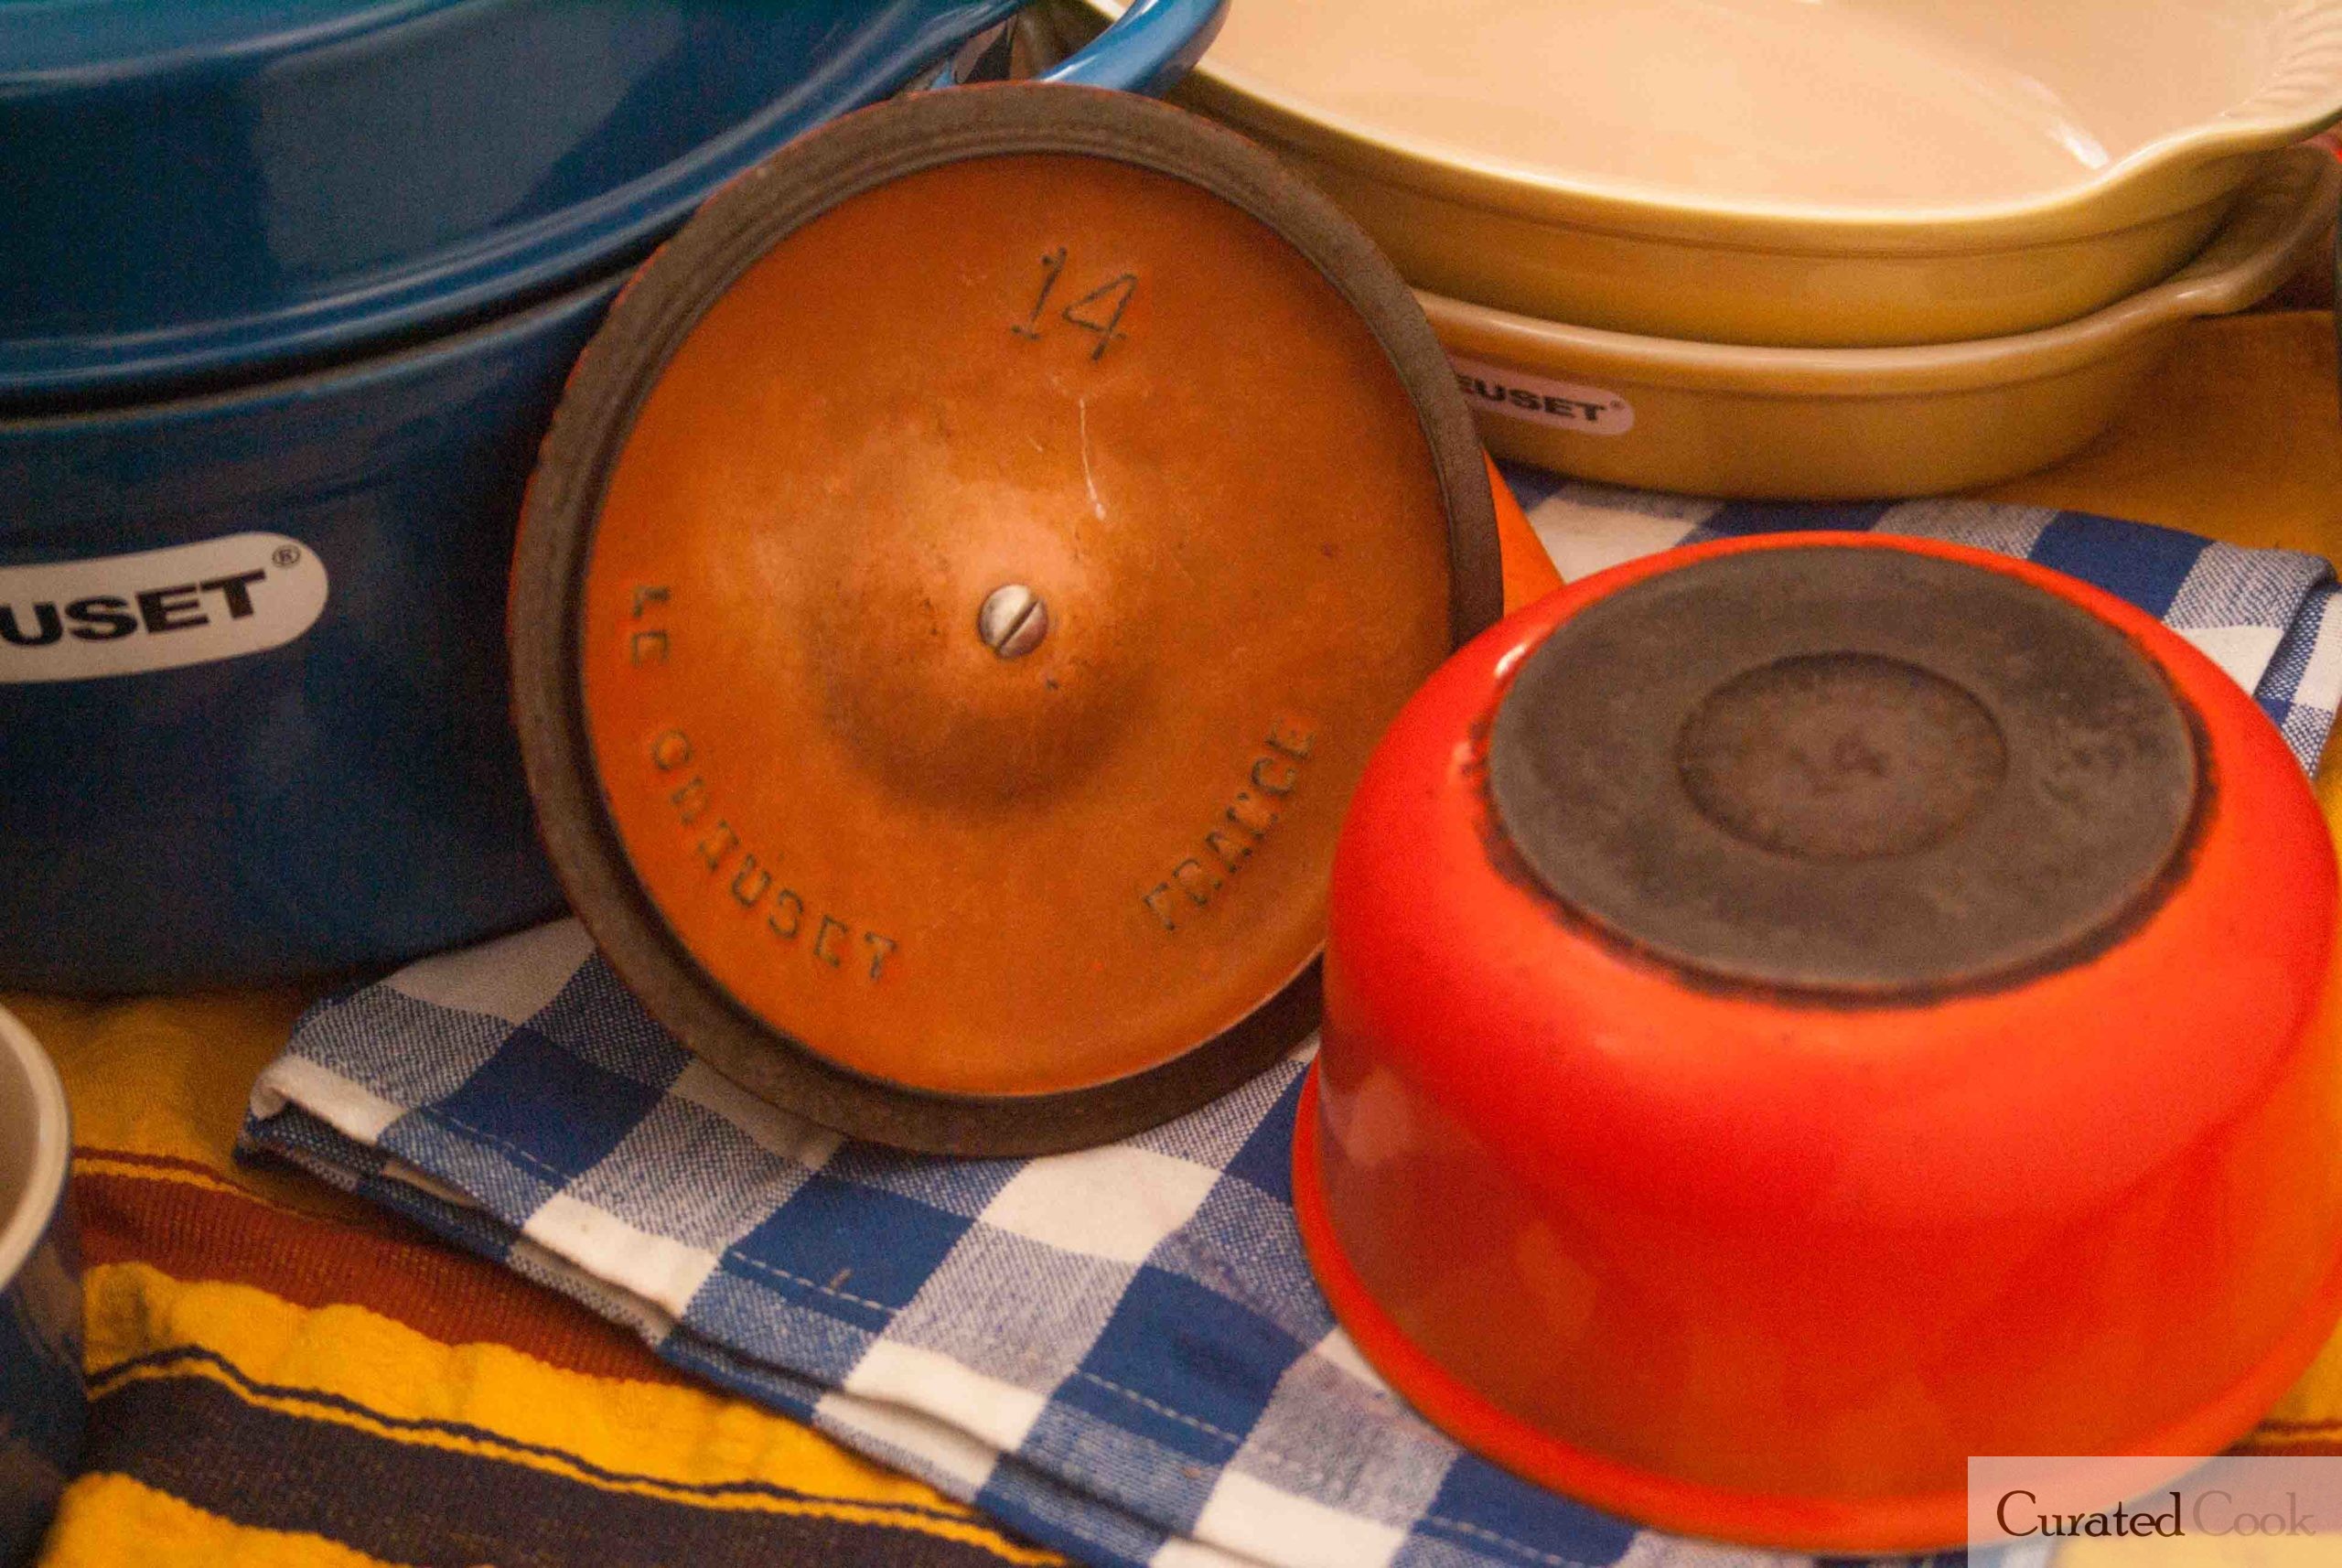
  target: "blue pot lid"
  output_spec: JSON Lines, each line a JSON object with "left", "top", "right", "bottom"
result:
{"left": 0, "top": 0, "right": 437, "bottom": 72}
{"left": 0, "top": 0, "right": 1029, "bottom": 406}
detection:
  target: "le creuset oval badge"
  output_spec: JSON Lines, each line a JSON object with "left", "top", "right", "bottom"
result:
{"left": 1448, "top": 353, "right": 1634, "bottom": 435}
{"left": 0, "top": 533, "right": 328, "bottom": 683}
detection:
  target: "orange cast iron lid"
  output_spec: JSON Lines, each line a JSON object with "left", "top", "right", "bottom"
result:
{"left": 510, "top": 84, "right": 1500, "bottom": 1155}
{"left": 1297, "top": 534, "right": 2342, "bottom": 1552}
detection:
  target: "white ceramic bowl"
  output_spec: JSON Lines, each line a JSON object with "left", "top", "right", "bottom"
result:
{"left": 0, "top": 1004, "right": 78, "bottom": 1562}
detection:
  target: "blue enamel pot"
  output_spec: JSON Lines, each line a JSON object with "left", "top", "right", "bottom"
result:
{"left": 0, "top": 0, "right": 1220, "bottom": 407}
{"left": 0, "top": 1005, "right": 78, "bottom": 1564}
{"left": 0, "top": 0, "right": 1222, "bottom": 992}
{"left": 0, "top": 274, "right": 614, "bottom": 990}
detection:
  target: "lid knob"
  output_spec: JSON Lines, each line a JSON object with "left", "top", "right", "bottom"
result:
{"left": 977, "top": 583, "right": 1050, "bottom": 660}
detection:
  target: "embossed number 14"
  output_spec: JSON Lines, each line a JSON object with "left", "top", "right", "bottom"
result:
{"left": 1013, "top": 247, "right": 1138, "bottom": 360}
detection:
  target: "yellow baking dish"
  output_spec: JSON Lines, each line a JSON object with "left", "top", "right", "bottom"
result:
{"left": 1419, "top": 147, "right": 2338, "bottom": 500}
{"left": 1052, "top": 0, "right": 2342, "bottom": 347}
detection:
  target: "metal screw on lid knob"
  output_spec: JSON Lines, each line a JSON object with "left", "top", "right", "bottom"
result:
{"left": 978, "top": 584, "right": 1049, "bottom": 659}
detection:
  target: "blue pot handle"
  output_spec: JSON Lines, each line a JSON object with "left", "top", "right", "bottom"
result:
{"left": 1037, "top": 0, "right": 1228, "bottom": 93}
{"left": 935, "top": 0, "right": 1228, "bottom": 94}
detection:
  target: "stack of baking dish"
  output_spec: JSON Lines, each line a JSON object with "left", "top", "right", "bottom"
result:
{"left": 1050, "top": 0, "right": 2342, "bottom": 499}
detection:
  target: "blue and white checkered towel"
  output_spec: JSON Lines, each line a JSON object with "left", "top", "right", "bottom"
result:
{"left": 242, "top": 472, "right": 2342, "bottom": 1568}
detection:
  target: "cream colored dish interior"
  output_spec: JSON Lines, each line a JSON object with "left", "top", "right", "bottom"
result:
{"left": 1093, "top": 0, "right": 2342, "bottom": 219}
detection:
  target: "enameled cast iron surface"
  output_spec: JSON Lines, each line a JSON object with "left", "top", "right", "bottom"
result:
{"left": 0, "top": 0, "right": 1030, "bottom": 405}
{"left": 0, "top": 0, "right": 1225, "bottom": 407}
{"left": 1299, "top": 534, "right": 2342, "bottom": 1552}
{"left": 510, "top": 85, "right": 1499, "bottom": 1155}
{"left": 0, "top": 0, "right": 1222, "bottom": 993}
{"left": 0, "top": 274, "right": 616, "bottom": 990}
